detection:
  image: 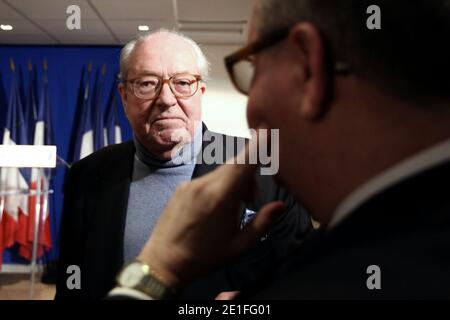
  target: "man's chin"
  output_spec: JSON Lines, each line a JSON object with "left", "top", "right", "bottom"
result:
{"left": 151, "top": 128, "right": 191, "bottom": 146}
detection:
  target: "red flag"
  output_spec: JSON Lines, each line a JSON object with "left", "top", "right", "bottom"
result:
{"left": 17, "top": 61, "right": 53, "bottom": 260}
{"left": 0, "top": 208, "right": 18, "bottom": 268}
{"left": 1, "top": 62, "right": 29, "bottom": 265}
{"left": 17, "top": 180, "right": 52, "bottom": 260}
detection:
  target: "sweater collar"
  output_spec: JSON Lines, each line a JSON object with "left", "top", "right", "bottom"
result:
{"left": 134, "top": 125, "right": 202, "bottom": 168}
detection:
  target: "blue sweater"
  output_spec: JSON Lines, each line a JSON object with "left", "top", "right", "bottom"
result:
{"left": 123, "top": 129, "right": 201, "bottom": 262}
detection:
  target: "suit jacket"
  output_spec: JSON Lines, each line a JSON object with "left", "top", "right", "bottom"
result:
{"left": 55, "top": 128, "right": 311, "bottom": 300}
{"left": 249, "top": 160, "right": 450, "bottom": 299}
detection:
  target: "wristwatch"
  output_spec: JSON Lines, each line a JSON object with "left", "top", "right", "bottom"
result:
{"left": 116, "top": 260, "right": 176, "bottom": 299}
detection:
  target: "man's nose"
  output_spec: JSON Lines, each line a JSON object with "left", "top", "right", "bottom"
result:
{"left": 155, "top": 83, "right": 177, "bottom": 107}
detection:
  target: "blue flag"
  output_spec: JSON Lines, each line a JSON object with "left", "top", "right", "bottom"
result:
{"left": 0, "top": 61, "right": 30, "bottom": 254}
{"left": 72, "top": 64, "right": 94, "bottom": 161}
{"left": 35, "top": 64, "right": 54, "bottom": 146}
{"left": 104, "top": 77, "right": 122, "bottom": 146}
{"left": 5, "top": 66, "right": 28, "bottom": 145}
{"left": 92, "top": 64, "right": 106, "bottom": 151}
{"left": 19, "top": 61, "right": 55, "bottom": 262}
{"left": 25, "top": 62, "right": 38, "bottom": 143}
{"left": 0, "top": 71, "right": 8, "bottom": 132}
{"left": 4, "top": 64, "right": 30, "bottom": 182}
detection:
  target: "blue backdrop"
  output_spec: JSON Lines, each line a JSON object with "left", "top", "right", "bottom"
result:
{"left": 0, "top": 45, "right": 133, "bottom": 264}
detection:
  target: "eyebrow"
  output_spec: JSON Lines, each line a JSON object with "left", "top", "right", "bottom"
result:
{"left": 131, "top": 71, "right": 160, "bottom": 78}
{"left": 132, "top": 70, "right": 196, "bottom": 78}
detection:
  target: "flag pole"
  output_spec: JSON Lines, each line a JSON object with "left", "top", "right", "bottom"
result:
{"left": 29, "top": 169, "right": 42, "bottom": 300}
{"left": 29, "top": 58, "right": 49, "bottom": 299}
{"left": 39, "top": 173, "right": 49, "bottom": 266}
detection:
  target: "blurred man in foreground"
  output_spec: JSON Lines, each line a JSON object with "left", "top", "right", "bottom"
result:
{"left": 111, "top": 0, "right": 450, "bottom": 299}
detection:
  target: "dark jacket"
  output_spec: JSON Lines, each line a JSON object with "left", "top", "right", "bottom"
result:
{"left": 249, "top": 160, "right": 450, "bottom": 299}
{"left": 55, "top": 128, "right": 311, "bottom": 300}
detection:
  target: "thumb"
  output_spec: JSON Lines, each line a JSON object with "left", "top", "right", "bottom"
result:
{"left": 229, "top": 201, "right": 285, "bottom": 256}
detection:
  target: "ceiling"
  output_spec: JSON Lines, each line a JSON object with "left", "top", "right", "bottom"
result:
{"left": 0, "top": 0, "right": 253, "bottom": 45}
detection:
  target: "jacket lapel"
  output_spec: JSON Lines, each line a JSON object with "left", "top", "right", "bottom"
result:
{"left": 84, "top": 142, "right": 135, "bottom": 295}
{"left": 192, "top": 123, "right": 239, "bottom": 178}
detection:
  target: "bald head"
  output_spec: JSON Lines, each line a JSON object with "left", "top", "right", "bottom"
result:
{"left": 127, "top": 33, "right": 199, "bottom": 82}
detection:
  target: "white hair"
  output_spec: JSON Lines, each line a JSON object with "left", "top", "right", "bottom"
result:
{"left": 119, "top": 28, "right": 210, "bottom": 82}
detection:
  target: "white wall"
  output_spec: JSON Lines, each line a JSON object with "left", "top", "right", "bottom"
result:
{"left": 200, "top": 45, "right": 250, "bottom": 138}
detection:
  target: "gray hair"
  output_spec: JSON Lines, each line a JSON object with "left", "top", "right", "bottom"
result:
{"left": 119, "top": 28, "right": 210, "bottom": 82}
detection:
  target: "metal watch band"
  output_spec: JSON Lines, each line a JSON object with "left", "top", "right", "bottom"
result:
{"left": 137, "top": 272, "right": 175, "bottom": 299}
{"left": 118, "top": 260, "right": 176, "bottom": 300}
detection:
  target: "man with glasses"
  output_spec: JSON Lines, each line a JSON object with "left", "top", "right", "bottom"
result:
{"left": 111, "top": 0, "right": 450, "bottom": 299}
{"left": 56, "top": 29, "right": 311, "bottom": 300}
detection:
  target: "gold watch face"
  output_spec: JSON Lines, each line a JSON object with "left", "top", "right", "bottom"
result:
{"left": 118, "top": 262, "right": 147, "bottom": 287}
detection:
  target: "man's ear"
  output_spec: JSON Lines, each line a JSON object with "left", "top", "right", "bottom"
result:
{"left": 289, "top": 22, "right": 329, "bottom": 120}
{"left": 200, "top": 82, "right": 206, "bottom": 95}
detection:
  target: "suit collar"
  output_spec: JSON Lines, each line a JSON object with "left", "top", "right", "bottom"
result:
{"left": 98, "top": 141, "right": 135, "bottom": 182}
{"left": 192, "top": 123, "right": 225, "bottom": 178}
{"left": 84, "top": 142, "right": 136, "bottom": 292}
{"left": 329, "top": 138, "right": 450, "bottom": 229}
{"left": 323, "top": 158, "right": 450, "bottom": 248}
{"left": 279, "top": 158, "right": 450, "bottom": 278}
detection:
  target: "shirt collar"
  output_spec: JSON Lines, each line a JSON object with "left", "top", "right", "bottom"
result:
{"left": 328, "top": 137, "right": 450, "bottom": 230}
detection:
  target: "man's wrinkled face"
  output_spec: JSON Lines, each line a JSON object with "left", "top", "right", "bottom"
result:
{"left": 119, "top": 34, "right": 205, "bottom": 159}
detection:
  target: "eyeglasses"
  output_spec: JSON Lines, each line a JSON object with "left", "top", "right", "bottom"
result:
{"left": 122, "top": 73, "right": 202, "bottom": 100}
{"left": 224, "top": 28, "right": 352, "bottom": 95}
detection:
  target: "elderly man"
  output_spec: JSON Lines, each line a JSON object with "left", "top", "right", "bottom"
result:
{"left": 111, "top": 0, "right": 450, "bottom": 299}
{"left": 55, "top": 29, "right": 310, "bottom": 300}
